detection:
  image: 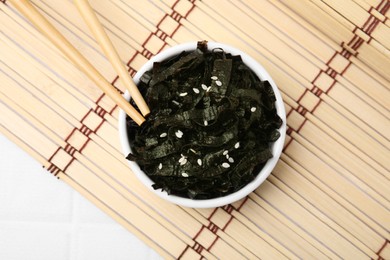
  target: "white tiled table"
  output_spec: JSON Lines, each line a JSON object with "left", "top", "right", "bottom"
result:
{"left": 0, "top": 135, "right": 162, "bottom": 260}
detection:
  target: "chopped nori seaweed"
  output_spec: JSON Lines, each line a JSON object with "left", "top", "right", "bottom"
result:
{"left": 126, "top": 41, "right": 282, "bottom": 200}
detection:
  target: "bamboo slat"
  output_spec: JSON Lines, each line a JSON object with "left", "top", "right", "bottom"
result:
{"left": 279, "top": 0, "right": 390, "bottom": 81}
{"left": 313, "top": 0, "right": 390, "bottom": 52}
{"left": 272, "top": 161, "right": 385, "bottom": 252}
{"left": 1, "top": 0, "right": 389, "bottom": 259}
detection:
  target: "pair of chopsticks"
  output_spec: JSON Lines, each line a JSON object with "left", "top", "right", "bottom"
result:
{"left": 9, "top": 0, "right": 149, "bottom": 126}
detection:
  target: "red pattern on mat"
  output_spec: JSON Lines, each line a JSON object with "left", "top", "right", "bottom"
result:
{"left": 177, "top": 197, "right": 250, "bottom": 258}
{"left": 283, "top": 0, "right": 389, "bottom": 151}
{"left": 46, "top": 106, "right": 106, "bottom": 177}
{"left": 38, "top": 0, "right": 388, "bottom": 258}
{"left": 377, "top": 239, "right": 389, "bottom": 260}
{"left": 126, "top": 0, "right": 197, "bottom": 73}
{"left": 365, "top": 0, "right": 389, "bottom": 37}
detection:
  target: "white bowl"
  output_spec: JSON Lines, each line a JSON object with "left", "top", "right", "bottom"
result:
{"left": 119, "top": 42, "right": 286, "bottom": 208}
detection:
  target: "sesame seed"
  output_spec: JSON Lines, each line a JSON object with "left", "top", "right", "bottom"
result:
{"left": 178, "top": 154, "right": 187, "bottom": 165}
{"left": 251, "top": 107, "right": 257, "bottom": 112}
{"left": 172, "top": 100, "right": 179, "bottom": 105}
{"left": 211, "top": 76, "right": 218, "bottom": 80}
{"left": 193, "top": 88, "right": 199, "bottom": 94}
{"left": 206, "top": 86, "right": 212, "bottom": 92}
{"left": 158, "top": 163, "right": 162, "bottom": 170}
{"left": 234, "top": 142, "right": 240, "bottom": 149}
{"left": 201, "top": 84, "right": 208, "bottom": 90}
{"left": 182, "top": 172, "right": 189, "bottom": 177}
{"left": 222, "top": 162, "right": 230, "bottom": 168}
{"left": 228, "top": 157, "right": 234, "bottom": 163}
{"left": 159, "top": 133, "right": 167, "bottom": 138}
{"left": 204, "top": 120, "right": 208, "bottom": 126}
{"left": 223, "top": 150, "right": 228, "bottom": 155}
{"left": 197, "top": 159, "right": 202, "bottom": 166}
{"left": 190, "top": 148, "right": 197, "bottom": 154}
{"left": 179, "top": 92, "right": 188, "bottom": 97}
{"left": 175, "top": 130, "right": 183, "bottom": 138}
{"left": 226, "top": 154, "right": 230, "bottom": 159}
{"left": 180, "top": 158, "right": 188, "bottom": 165}
{"left": 215, "top": 80, "right": 222, "bottom": 86}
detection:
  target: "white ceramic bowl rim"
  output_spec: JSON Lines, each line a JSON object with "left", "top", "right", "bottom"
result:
{"left": 119, "top": 41, "right": 286, "bottom": 208}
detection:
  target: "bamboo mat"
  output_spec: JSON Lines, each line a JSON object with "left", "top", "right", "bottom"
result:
{"left": 0, "top": 0, "right": 389, "bottom": 259}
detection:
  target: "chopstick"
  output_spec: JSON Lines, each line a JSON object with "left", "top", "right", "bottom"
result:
{"left": 8, "top": 0, "right": 146, "bottom": 126}
{"left": 73, "top": 0, "right": 150, "bottom": 117}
